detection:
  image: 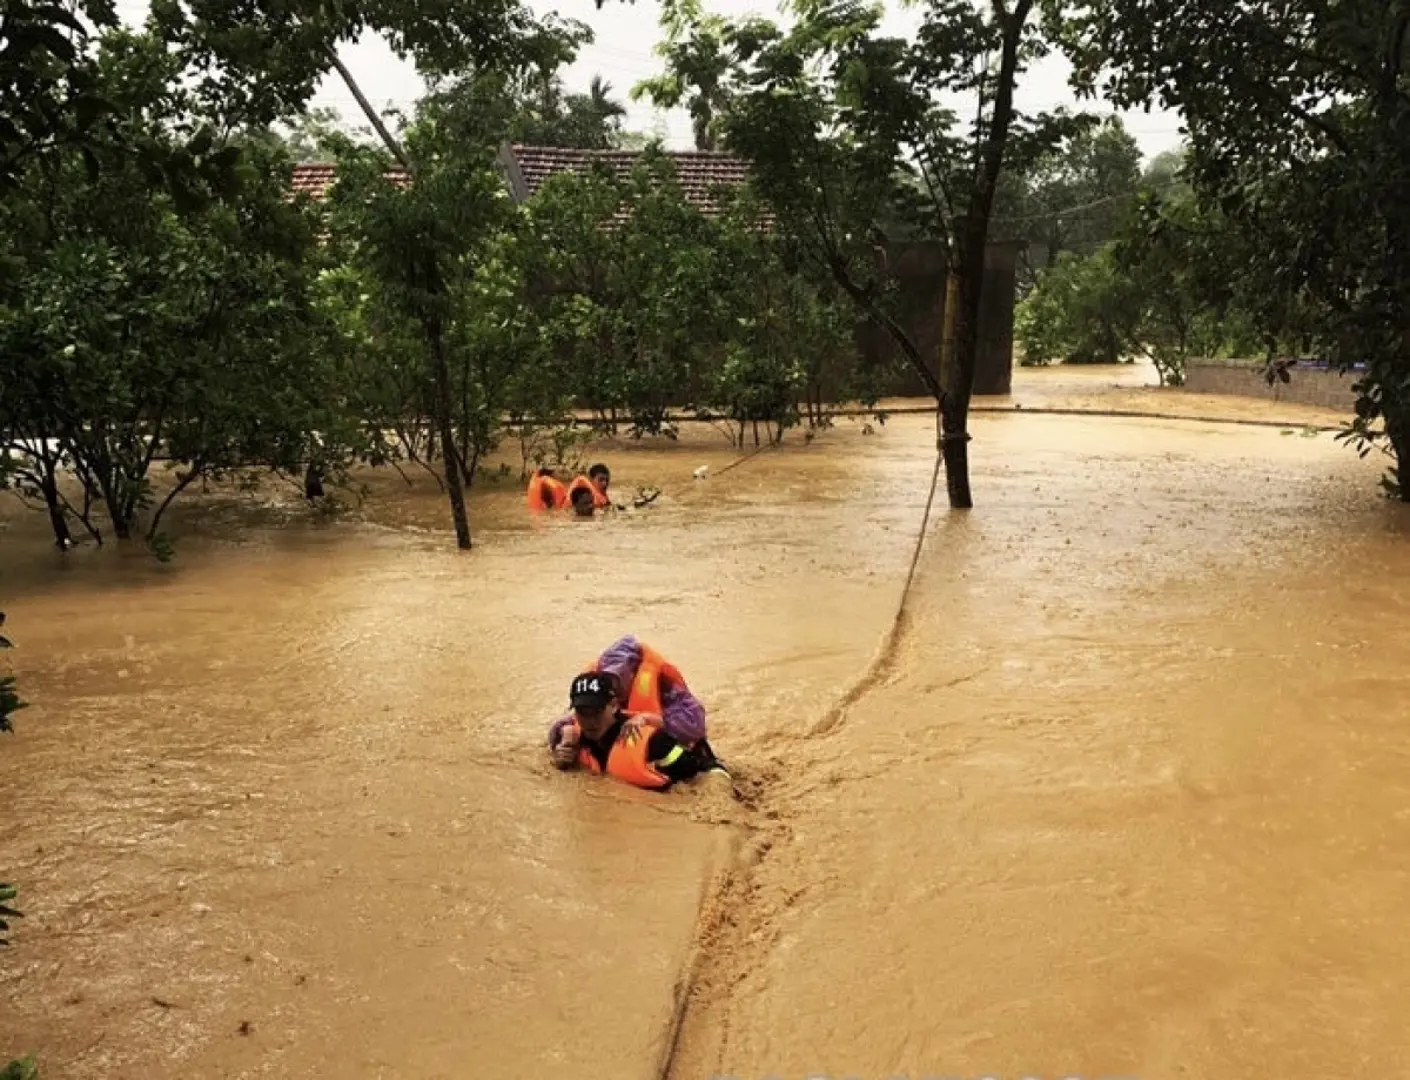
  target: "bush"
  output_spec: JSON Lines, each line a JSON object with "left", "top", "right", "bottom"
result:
{"left": 1015, "top": 249, "right": 1139, "bottom": 366}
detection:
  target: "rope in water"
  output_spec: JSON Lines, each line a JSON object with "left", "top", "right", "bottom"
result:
{"left": 639, "top": 403, "right": 1332, "bottom": 510}
{"left": 626, "top": 437, "right": 776, "bottom": 510}
{"left": 808, "top": 418, "right": 947, "bottom": 737}
{"left": 969, "top": 404, "right": 1342, "bottom": 431}
{"left": 711, "top": 440, "right": 774, "bottom": 477}
{"left": 655, "top": 400, "right": 1341, "bottom": 1076}
{"left": 653, "top": 423, "right": 948, "bottom": 1080}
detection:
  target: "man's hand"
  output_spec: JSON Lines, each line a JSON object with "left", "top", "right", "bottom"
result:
{"left": 621, "top": 715, "right": 647, "bottom": 742}
{"left": 552, "top": 724, "right": 580, "bottom": 768}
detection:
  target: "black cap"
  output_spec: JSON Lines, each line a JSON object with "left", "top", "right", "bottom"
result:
{"left": 569, "top": 673, "right": 615, "bottom": 711}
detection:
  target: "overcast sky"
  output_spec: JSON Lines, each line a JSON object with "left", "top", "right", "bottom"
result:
{"left": 116, "top": 0, "right": 1186, "bottom": 161}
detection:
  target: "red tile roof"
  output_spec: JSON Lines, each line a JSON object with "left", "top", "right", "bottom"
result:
{"left": 290, "top": 147, "right": 756, "bottom": 221}
{"left": 289, "top": 162, "right": 409, "bottom": 200}
{"left": 500, "top": 145, "right": 751, "bottom": 216}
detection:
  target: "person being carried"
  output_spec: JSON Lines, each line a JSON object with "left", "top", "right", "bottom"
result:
{"left": 547, "top": 671, "right": 728, "bottom": 790}
{"left": 590, "top": 634, "right": 707, "bottom": 746}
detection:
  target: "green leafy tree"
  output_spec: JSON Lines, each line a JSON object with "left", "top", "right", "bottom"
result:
{"left": 1060, "top": 0, "right": 1410, "bottom": 497}
{"left": 323, "top": 73, "right": 533, "bottom": 547}
{"left": 639, "top": 0, "right": 1086, "bottom": 507}
{"left": 632, "top": 0, "right": 735, "bottom": 151}
{"left": 996, "top": 116, "right": 1143, "bottom": 287}
{"left": 1141, "top": 147, "right": 1186, "bottom": 192}
{"left": 510, "top": 72, "right": 629, "bottom": 149}
{"left": 0, "top": 0, "right": 112, "bottom": 192}
{"left": 278, "top": 106, "right": 349, "bottom": 162}
{"left": 1016, "top": 246, "right": 1141, "bottom": 367}
{"left": 705, "top": 190, "right": 865, "bottom": 441}
{"left": 1018, "top": 188, "right": 1264, "bottom": 384}
{"left": 521, "top": 153, "right": 728, "bottom": 437}
{"left": 0, "top": 612, "right": 21, "bottom": 736}
{"left": 0, "top": 30, "right": 355, "bottom": 551}
{"left": 149, "top": 0, "right": 586, "bottom": 143}
{"left": 1112, "top": 189, "right": 1265, "bottom": 385}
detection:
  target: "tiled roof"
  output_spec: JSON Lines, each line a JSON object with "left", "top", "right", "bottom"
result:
{"left": 500, "top": 145, "right": 751, "bottom": 216}
{"left": 289, "top": 147, "right": 756, "bottom": 221}
{"left": 289, "top": 162, "right": 410, "bottom": 200}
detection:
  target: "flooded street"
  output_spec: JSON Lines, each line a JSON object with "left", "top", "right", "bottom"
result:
{"left": 3, "top": 370, "right": 1409, "bottom": 1079}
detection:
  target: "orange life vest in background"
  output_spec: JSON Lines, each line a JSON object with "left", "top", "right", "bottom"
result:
{"left": 589, "top": 642, "right": 686, "bottom": 718}
{"left": 572, "top": 714, "right": 673, "bottom": 790}
{"left": 527, "top": 474, "right": 568, "bottom": 510}
{"left": 568, "top": 475, "right": 610, "bottom": 508}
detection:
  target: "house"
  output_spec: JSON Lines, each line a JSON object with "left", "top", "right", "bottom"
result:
{"left": 290, "top": 145, "right": 1021, "bottom": 396}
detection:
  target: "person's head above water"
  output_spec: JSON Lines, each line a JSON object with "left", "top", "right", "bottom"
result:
{"left": 570, "top": 486, "right": 595, "bottom": 517}
{"left": 588, "top": 463, "right": 610, "bottom": 495}
{"left": 569, "top": 672, "right": 621, "bottom": 737}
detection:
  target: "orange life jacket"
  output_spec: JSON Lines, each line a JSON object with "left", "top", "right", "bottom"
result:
{"left": 568, "top": 475, "right": 610, "bottom": 508}
{"left": 527, "top": 474, "right": 568, "bottom": 511}
{"left": 572, "top": 714, "right": 673, "bottom": 790}
{"left": 589, "top": 642, "right": 686, "bottom": 718}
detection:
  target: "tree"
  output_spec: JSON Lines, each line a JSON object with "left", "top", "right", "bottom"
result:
{"left": 995, "top": 115, "right": 1142, "bottom": 287}
{"left": 1060, "top": 0, "right": 1410, "bottom": 498}
{"left": 323, "top": 73, "right": 532, "bottom": 548}
{"left": 509, "top": 72, "right": 628, "bottom": 149}
{"left": 1, "top": 0, "right": 251, "bottom": 210}
{"left": 633, "top": 0, "right": 735, "bottom": 151}
{"left": 144, "top": 0, "right": 589, "bottom": 549}
{"left": 521, "top": 153, "right": 731, "bottom": 437}
{"left": 639, "top": 0, "right": 1084, "bottom": 507}
{"left": 706, "top": 190, "right": 865, "bottom": 441}
{"left": 1017, "top": 186, "right": 1265, "bottom": 384}
{"left": 0, "top": 612, "right": 20, "bottom": 736}
{"left": 0, "top": 0, "right": 112, "bottom": 192}
{"left": 0, "top": 29, "right": 354, "bottom": 552}
{"left": 279, "top": 106, "right": 349, "bottom": 162}
{"left": 1015, "top": 246, "right": 1142, "bottom": 366}
{"left": 150, "top": 0, "right": 586, "bottom": 135}
{"left": 1141, "top": 147, "right": 1186, "bottom": 191}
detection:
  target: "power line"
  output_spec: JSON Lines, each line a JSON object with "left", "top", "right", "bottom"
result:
{"left": 991, "top": 176, "right": 1183, "bottom": 225}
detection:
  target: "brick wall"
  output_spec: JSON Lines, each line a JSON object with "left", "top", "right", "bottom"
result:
{"left": 1184, "top": 358, "right": 1358, "bottom": 412}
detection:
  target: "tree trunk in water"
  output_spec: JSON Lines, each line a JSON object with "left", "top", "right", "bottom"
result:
{"left": 937, "top": 0, "right": 1033, "bottom": 510}
{"left": 939, "top": 259, "right": 977, "bottom": 510}
{"left": 1387, "top": 405, "right": 1410, "bottom": 502}
{"left": 39, "top": 468, "right": 72, "bottom": 550}
{"left": 428, "top": 316, "right": 472, "bottom": 549}
{"left": 96, "top": 466, "right": 133, "bottom": 540}
{"left": 304, "top": 463, "right": 325, "bottom": 500}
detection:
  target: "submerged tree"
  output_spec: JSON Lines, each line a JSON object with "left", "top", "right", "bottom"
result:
{"left": 323, "top": 74, "right": 541, "bottom": 548}
{"left": 1059, "top": 0, "right": 1410, "bottom": 498}
{"left": 0, "top": 29, "right": 357, "bottom": 551}
{"left": 639, "top": 0, "right": 1086, "bottom": 507}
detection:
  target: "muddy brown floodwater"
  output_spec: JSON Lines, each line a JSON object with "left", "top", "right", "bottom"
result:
{"left": 2, "top": 369, "right": 1409, "bottom": 1080}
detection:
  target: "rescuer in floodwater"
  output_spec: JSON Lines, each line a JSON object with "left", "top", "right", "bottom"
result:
{"left": 567, "top": 463, "right": 613, "bottom": 511}
{"left": 546, "top": 636, "right": 728, "bottom": 790}
{"left": 526, "top": 468, "right": 569, "bottom": 511}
